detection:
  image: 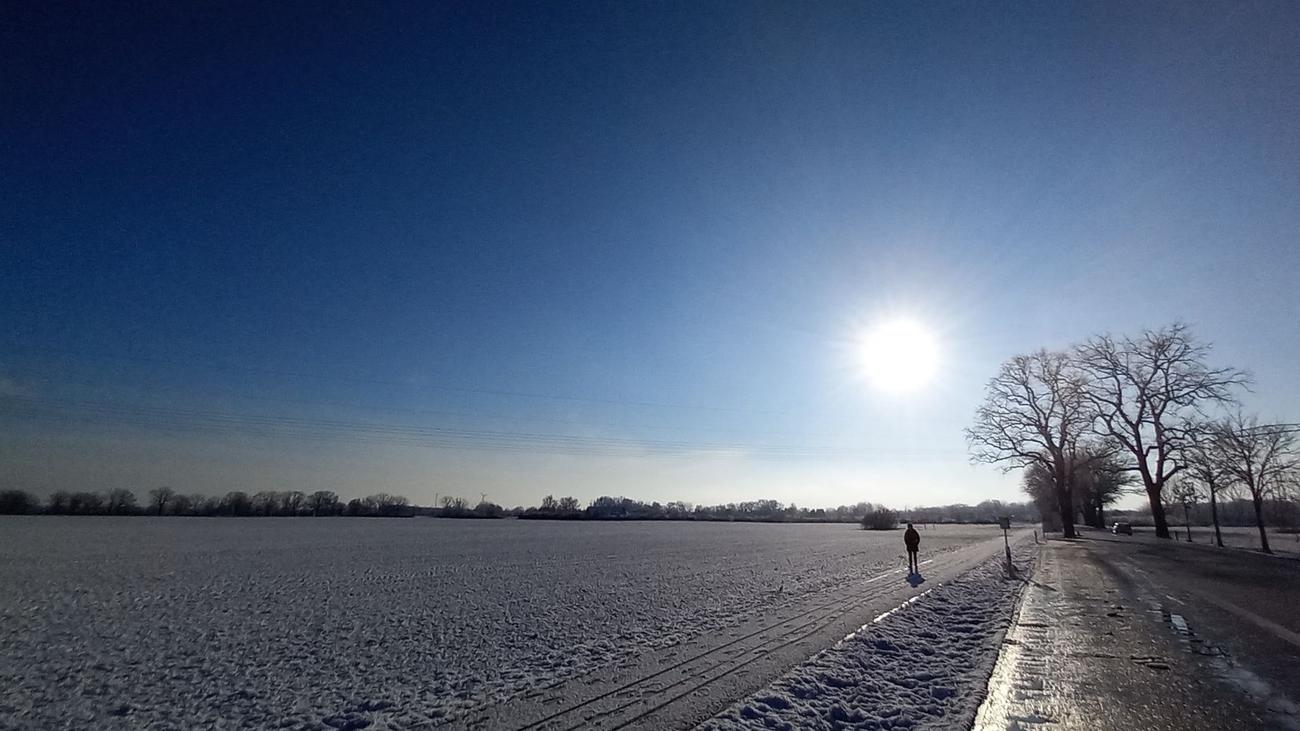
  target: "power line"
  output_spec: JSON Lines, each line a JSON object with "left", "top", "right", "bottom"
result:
{"left": 1241, "top": 422, "right": 1300, "bottom": 436}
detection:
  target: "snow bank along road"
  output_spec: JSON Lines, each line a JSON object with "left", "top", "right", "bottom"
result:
{"left": 0, "top": 518, "right": 1013, "bottom": 729}
{"left": 703, "top": 541, "right": 1038, "bottom": 731}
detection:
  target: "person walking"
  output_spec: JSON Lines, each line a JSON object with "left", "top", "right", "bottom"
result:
{"left": 904, "top": 522, "right": 921, "bottom": 574}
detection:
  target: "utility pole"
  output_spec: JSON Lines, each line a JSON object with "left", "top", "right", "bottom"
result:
{"left": 999, "top": 516, "right": 1016, "bottom": 577}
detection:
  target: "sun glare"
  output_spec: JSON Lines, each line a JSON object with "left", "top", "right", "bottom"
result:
{"left": 859, "top": 317, "right": 941, "bottom": 394}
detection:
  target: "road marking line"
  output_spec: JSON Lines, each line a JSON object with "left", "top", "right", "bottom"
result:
{"left": 1186, "top": 589, "right": 1300, "bottom": 651}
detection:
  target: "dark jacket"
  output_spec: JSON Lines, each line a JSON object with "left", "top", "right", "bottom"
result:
{"left": 904, "top": 527, "right": 920, "bottom": 550}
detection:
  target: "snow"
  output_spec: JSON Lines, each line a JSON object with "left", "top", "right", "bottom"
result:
{"left": 0, "top": 517, "right": 997, "bottom": 728}
{"left": 1201, "top": 526, "right": 1300, "bottom": 558}
{"left": 702, "top": 543, "right": 1037, "bottom": 731}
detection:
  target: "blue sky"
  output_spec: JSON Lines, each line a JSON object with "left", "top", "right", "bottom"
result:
{"left": 3, "top": 2, "right": 1298, "bottom": 508}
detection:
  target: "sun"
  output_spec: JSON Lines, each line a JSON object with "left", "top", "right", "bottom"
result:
{"left": 858, "top": 317, "right": 941, "bottom": 394}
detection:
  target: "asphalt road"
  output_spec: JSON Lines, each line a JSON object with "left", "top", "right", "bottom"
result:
{"left": 1083, "top": 530, "right": 1300, "bottom": 704}
{"left": 974, "top": 533, "right": 1300, "bottom": 730}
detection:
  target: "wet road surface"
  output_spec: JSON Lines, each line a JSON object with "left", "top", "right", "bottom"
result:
{"left": 1087, "top": 529, "right": 1300, "bottom": 705}
{"left": 975, "top": 536, "right": 1300, "bottom": 730}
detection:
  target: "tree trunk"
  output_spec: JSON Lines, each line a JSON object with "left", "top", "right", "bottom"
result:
{"left": 1048, "top": 461, "right": 1076, "bottom": 539}
{"left": 1209, "top": 488, "right": 1223, "bottom": 548}
{"left": 1080, "top": 497, "right": 1098, "bottom": 529}
{"left": 1183, "top": 502, "right": 1193, "bottom": 542}
{"left": 1056, "top": 485, "right": 1076, "bottom": 539}
{"left": 1096, "top": 498, "right": 1106, "bottom": 531}
{"left": 1146, "top": 484, "right": 1170, "bottom": 539}
{"left": 1252, "top": 494, "right": 1272, "bottom": 554}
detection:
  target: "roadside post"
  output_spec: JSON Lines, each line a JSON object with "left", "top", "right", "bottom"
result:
{"left": 998, "top": 516, "right": 1015, "bottom": 576}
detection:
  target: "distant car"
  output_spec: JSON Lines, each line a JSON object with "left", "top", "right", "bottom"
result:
{"left": 1111, "top": 522, "right": 1133, "bottom": 535}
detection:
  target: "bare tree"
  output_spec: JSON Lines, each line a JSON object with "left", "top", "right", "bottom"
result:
{"left": 251, "top": 491, "right": 282, "bottom": 517}
{"left": 363, "top": 493, "right": 409, "bottom": 516}
{"left": 1212, "top": 414, "right": 1297, "bottom": 554}
{"left": 439, "top": 495, "right": 470, "bottom": 517}
{"left": 223, "top": 491, "right": 252, "bottom": 516}
{"left": 1285, "top": 471, "right": 1300, "bottom": 535}
{"left": 385, "top": 494, "right": 410, "bottom": 514}
{"left": 281, "top": 490, "right": 306, "bottom": 516}
{"left": 1170, "top": 478, "right": 1198, "bottom": 542}
{"left": 47, "top": 491, "right": 72, "bottom": 514}
{"left": 1183, "top": 429, "right": 1234, "bottom": 548}
{"left": 967, "top": 349, "right": 1096, "bottom": 538}
{"left": 1097, "top": 451, "right": 1136, "bottom": 528}
{"left": 1021, "top": 463, "right": 1058, "bottom": 528}
{"left": 169, "top": 493, "right": 194, "bottom": 515}
{"left": 307, "top": 490, "right": 338, "bottom": 516}
{"left": 1076, "top": 323, "right": 1248, "bottom": 539}
{"left": 188, "top": 493, "right": 216, "bottom": 516}
{"left": 106, "top": 488, "right": 137, "bottom": 515}
{"left": 69, "top": 492, "right": 105, "bottom": 514}
{"left": 148, "top": 486, "right": 175, "bottom": 516}
{"left": 1072, "top": 448, "right": 1135, "bottom": 529}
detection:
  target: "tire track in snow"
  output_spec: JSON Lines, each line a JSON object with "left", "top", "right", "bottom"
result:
{"left": 460, "top": 533, "right": 1029, "bottom": 731}
{"left": 577, "top": 562, "right": 934, "bottom": 731}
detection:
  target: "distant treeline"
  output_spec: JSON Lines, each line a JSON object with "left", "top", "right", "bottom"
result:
{"left": 434, "top": 494, "right": 1038, "bottom": 525}
{"left": 2, "top": 487, "right": 1033, "bottom": 524}
{"left": 0, "top": 488, "right": 411, "bottom": 517}
{"left": 0, "top": 487, "right": 1057, "bottom": 526}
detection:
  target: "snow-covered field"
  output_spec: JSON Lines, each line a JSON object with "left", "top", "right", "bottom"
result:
{"left": 0, "top": 517, "right": 998, "bottom": 729}
{"left": 1133, "top": 524, "right": 1300, "bottom": 558}
{"left": 1201, "top": 526, "right": 1300, "bottom": 557}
